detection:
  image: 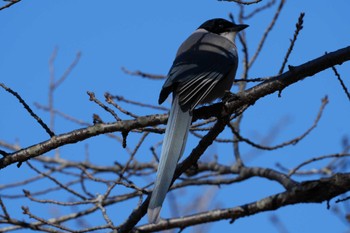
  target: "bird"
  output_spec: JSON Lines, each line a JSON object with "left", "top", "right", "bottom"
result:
{"left": 147, "top": 18, "right": 248, "bottom": 223}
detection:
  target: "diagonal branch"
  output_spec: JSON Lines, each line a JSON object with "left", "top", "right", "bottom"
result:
{"left": 0, "top": 0, "right": 21, "bottom": 11}
{"left": 0, "top": 83, "right": 55, "bottom": 138}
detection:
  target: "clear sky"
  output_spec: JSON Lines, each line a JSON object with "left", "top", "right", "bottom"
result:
{"left": 1, "top": 1, "right": 350, "bottom": 232}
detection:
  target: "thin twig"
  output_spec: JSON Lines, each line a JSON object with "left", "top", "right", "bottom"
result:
{"left": 332, "top": 66, "right": 350, "bottom": 101}
{"left": 234, "top": 10, "right": 249, "bottom": 81}
{"left": 54, "top": 51, "right": 81, "bottom": 89}
{"left": 279, "top": 12, "right": 305, "bottom": 74}
{"left": 87, "top": 91, "right": 121, "bottom": 121}
{"left": 35, "top": 102, "right": 90, "bottom": 126}
{"left": 107, "top": 93, "right": 168, "bottom": 111}
{"left": 23, "top": 190, "right": 96, "bottom": 206}
{"left": 48, "top": 48, "right": 81, "bottom": 136}
{"left": 22, "top": 206, "right": 76, "bottom": 232}
{"left": 119, "top": 132, "right": 149, "bottom": 178}
{"left": 0, "top": 0, "right": 21, "bottom": 11}
{"left": 270, "top": 214, "right": 290, "bottom": 233}
{"left": 229, "top": 96, "right": 328, "bottom": 150}
{"left": 121, "top": 67, "right": 166, "bottom": 80}
{"left": 0, "top": 83, "right": 54, "bottom": 138}
{"left": 218, "top": 0, "right": 262, "bottom": 4}
{"left": 288, "top": 153, "right": 350, "bottom": 176}
{"left": 0, "top": 197, "right": 10, "bottom": 219}
{"left": 49, "top": 47, "right": 58, "bottom": 132}
{"left": 242, "top": 0, "right": 276, "bottom": 19}
{"left": 105, "top": 92, "right": 139, "bottom": 118}
{"left": 26, "top": 161, "right": 87, "bottom": 200}
{"left": 248, "top": 0, "right": 286, "bottom": 68}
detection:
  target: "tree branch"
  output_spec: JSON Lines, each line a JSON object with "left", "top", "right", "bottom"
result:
{"left": 136, "top": 173, "right": 350, "bottom": 232}
{"left": 0, "top": 0, "right": 21, "bottom": 11}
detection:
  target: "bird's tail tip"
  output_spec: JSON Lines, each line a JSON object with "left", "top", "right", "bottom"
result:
{"left": 147, "top": 206, "right": 161, "bottom": 224}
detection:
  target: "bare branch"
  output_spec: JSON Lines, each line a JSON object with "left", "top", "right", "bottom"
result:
{"left": 87, "top": 91, "right": 121, "bottom": 121}
{"left": 218, "top": 0, "right": 262, "bottom": 4}
{"left": 26, "top": 162, "right": 87, "bottom": 200}
{"left": 279, "top": 12, "right": 305, "bottom": 74}
{"left": 248, "top": 0, "right": 286, "bottom": 68}
{"left": 54, "top": 51, "right": 81, "bottom": 89}
{"left": 0, "top": 83, "right": 55, "bottom": 138}
{"left": 332, "top": 65, "right": 350, "bottom": 102}
{"left": 0, "top": 0, "right": 21, "bottom": 11}
{"left": 288, "top": 153, "right": 350, "bottom": 177}
{"left": 107, "top": 93, "right": 169, "bottom": 111}
{"left": 121, "top": 67, "right": 166, "bottom": 80}
{"left": 105, "top": 92, "right": 139, "bottom": 118}
{"left": 137, "top": 173, "right": 350, "bottom": 232}
{"left": 242, "top": 0, "right": 276, "bottom": 19}
{"left": 228, "top": 96, "right": 328, "bottom": 150}
{"left": 0, "top": 197, "right": 10, "bottom": 219}
{"left": 269, "top": 214, "right": 290, "bottom": 233}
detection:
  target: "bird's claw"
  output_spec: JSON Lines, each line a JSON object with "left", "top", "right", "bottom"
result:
{"left": 222, "top": 91, "right": 239, "bottom": 103}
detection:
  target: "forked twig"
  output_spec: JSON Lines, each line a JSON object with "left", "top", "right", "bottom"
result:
{"left": 229, "top": 96, "right": 328, "bottom": 150}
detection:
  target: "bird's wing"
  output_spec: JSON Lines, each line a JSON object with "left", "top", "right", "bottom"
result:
{"left": 159, "top": 32, "right": 237, "bottom": 112}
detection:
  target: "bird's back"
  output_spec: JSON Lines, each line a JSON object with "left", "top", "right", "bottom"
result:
{"left": 159, "top": 29, "right": 239, "bottom": 111}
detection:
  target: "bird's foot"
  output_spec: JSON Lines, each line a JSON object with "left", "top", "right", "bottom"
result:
{"left": 222, "top": 91, "right": 239, "bottom": 103}
{"left": 185, "top": 163, "right": 199, "bottom": 176}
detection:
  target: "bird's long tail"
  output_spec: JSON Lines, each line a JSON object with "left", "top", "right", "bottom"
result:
{"left": 147, "top": 95, "right": 192, "bottom": 223}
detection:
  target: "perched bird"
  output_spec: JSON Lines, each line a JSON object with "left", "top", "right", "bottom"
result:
{"left": 148, "top": 18, "right": 248, "bottom": 223}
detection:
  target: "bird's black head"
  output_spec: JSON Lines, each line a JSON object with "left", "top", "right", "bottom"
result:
{"left": 198, "top": 18, "right": 248, "bottom": 34}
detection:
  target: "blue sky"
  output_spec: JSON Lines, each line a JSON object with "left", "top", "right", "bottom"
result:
{"left": 1, "top": 1, "right": 350, "bottom": 232}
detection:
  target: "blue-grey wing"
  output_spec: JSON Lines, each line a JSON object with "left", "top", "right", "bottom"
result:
{"left": 159, "top": 31, "right": 238, "bottom": 112}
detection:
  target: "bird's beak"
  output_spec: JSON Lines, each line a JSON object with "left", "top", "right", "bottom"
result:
{"left": 232, "top": 24, "right": 249, "bottom": 32}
